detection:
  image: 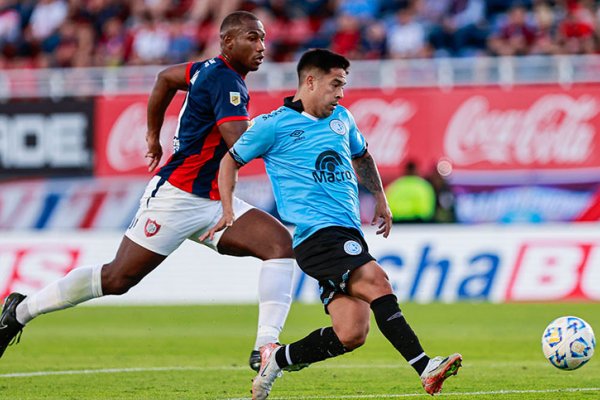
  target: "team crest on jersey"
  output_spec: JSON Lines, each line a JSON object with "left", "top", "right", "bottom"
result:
{"left": 230, "top": 92, "right": 241, "bottom": 106}
{"left": 330, "top": 119, "right": 347, "bottom": 135}
{"left": 144, "top": 219, "right": 161, "bottom": 237}
{"left": 343, "top": 240, "right": 362, "bottom": 255}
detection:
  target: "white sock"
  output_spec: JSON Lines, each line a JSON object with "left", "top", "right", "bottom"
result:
{"left": 254, "top": 258, "right": 294, "bottom": 349}
{"left": 15, "top": 264, "right": 104, "bottom": 325}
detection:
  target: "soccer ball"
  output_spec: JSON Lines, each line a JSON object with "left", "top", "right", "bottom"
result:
{"left": 541, "top": 316, "right": 595, "bottom": 370}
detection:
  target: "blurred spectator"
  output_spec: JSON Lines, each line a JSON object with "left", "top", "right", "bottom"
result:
{"left": 258, "top": 0, "right": 313, "bottom": 61}
{"left": 189, "top": 0, "right": 241, "bottom": 58}
{"left": 53, "top": 20, "right": 78, "bottom": 67}
{"left": 385, "top": 161, "right": 436, "bottom": 223}
{"left": 485, "top": 0, "right": 532, "bottom": 25}
{"left": 330, "top": 13, "right": 361, "bottom": 58}
{"left": 488, "top": 3, "right": 535, "bottom": 56}
{"left": 336, "top": 0, "right": 379, "bottom": 21}
{"left": 84, "top": 0, "right": 130, "bottom": 38}
{"left": 428, "top": 0, "right": 486, "bottom": 57}
{"left": 29, "top": 0, "right": 68, "bottom": 41}
{"left": 387, "top": 6, "right": 429, "bottom": 59}
{"left": 417, "top": 0, "right": 452, "bottom": 29}
{"left": 129, "top": 11, "right": 170, "bottom": 65}
{"left": 380, "top": 0, "right": 410, "bottom": 18}
{"left": 360, "top": 20, "right": 388, "bottom": 59}
{"left": 0, "top": 1, "right": 20, "bottom": 47}
{"left": 95, "top": 16, "right": 130, "bottom": 66}
{"left": 530, "top": 2, "right": 560, "bottom": 55}
{"left": 557, "top": 0, "right": 596, "bottom": 54}
{"left": 167, "top": 17, "right": 196, "bottom": 63}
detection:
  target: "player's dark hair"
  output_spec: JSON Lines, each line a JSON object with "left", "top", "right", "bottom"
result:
{"left": 220, "top": 11, "right": 259, "bottom": 36}
{"left": 297, "top": 49, "right": 350, "bottom": 79}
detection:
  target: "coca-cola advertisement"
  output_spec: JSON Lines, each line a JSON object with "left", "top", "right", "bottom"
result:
{"left": 94, "top": 94, "right": 184, "bottom": 177}
{"left": 93, "top": 85, "right": 600, "bottom": 223}
{"left": 252, "top": 86, "right": 600, "bottom": 183}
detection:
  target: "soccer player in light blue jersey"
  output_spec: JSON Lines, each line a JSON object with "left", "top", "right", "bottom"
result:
{"left": 203, "top": 49, "right": 462, "bottom": 399}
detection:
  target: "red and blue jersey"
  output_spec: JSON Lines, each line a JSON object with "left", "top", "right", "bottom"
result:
{"left": 156, "top": 56, "right": 250, "bottom": 199}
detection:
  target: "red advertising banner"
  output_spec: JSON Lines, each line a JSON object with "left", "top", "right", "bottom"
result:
{"left": 95, "top": 84, "right": 600, "bottom": 184}
{"left": 254, "top": 86, "right": 600, "bottom": 184}
{"left": 94, "top": 94, "right": 182, "bottom": 177}
{"left": 95, "top": 93, "right": 267, "bottom": 177}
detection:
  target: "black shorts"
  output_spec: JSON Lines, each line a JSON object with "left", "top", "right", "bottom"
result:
{"left": 294, "top": 226, "right": 375, "bottom": 311}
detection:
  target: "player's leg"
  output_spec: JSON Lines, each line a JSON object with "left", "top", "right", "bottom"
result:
{"left": 1, "top": 176, "right": 188, "bottom": 358}
{"left": 0, "top": 237, "right": 166, "bottom": 358}
{"left": 251, "top": 295, "right": 370, "bottom": 400}
{"left": 217, "top": 207, "right": 295, "bottom": 370}
{"left": 275, "top": 295, "right": 370, "bottom": 368}
{"left": 348, "top": 260, "right": 462, "bottom": 395}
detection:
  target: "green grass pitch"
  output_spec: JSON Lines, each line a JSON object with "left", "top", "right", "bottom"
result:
{"left": 0, "top": 302, "right": 598, "bottom": 399}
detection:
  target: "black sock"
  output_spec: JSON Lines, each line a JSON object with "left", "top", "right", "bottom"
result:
{"left": 371, "top": 294, "right": 429, "bottom": 375}
{"left": 275, "top": 327, "right": 347, "bottom": 368}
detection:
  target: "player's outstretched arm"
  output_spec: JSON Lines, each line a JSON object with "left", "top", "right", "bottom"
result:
{"left": 352, "top": 151, "right": 392, "bottom": 237}
{"left": 145, "top": 63, "right": 190, "bottom": 172}
{"left": 199, "top": 153, "right": 241, "bottom": 241}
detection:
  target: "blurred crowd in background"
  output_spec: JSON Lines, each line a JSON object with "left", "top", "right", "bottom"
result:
{"left": 1, "top": 0, "right": 600, "bottom": 69}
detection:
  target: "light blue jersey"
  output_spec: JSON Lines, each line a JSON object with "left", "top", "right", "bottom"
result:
{"left": 230, "top": 98, "right": 367, "bottom": 247}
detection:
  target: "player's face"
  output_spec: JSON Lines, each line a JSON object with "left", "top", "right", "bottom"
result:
{"left": 311, "top": 68, "right": 346, "bottom": 118}
{"left": 230, "top": 20, "right": 266, "bottom": 73}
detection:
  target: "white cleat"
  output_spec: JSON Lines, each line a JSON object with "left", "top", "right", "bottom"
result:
{"left": 420, "top": 353, "right": 462, "bottom": 395}
{"left": 252, "top": 343, "right": 283, "bottom": 400}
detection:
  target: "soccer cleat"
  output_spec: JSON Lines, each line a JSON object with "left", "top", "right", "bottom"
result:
{"left": 420, "top": 353, "right": 462, "bottom": 395}
{"left": 0, "top": 293, "right": 26, "bottom": 358}
{"left": 252, "top": 343, "right": 283, "bottom": 400}
{"left": 250, "top": 346, "right": 310, "bottom": 372}
{"left": 249, "top": 349, "right": 262, "bottom": 372}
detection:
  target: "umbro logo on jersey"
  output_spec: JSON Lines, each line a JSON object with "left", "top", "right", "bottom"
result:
{"left": 290, "top": 130, "right": 305, "bottom": 141}
{"left": 229, "top": 92, "right": 241, "bottom": 106}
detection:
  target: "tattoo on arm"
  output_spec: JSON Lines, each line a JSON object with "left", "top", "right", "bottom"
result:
{"left": 352, "top": 152, "right": 384, "bottom": 194}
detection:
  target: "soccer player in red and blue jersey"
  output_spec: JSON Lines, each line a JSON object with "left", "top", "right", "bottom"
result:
{"left": 0, "top": 11, "right": 296, "bottom": 372}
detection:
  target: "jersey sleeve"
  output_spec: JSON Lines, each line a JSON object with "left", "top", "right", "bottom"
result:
{"left": 229, "top": 116, "right": 276, "bottom": 166}
{"left": 347, "top": 110, "right": 367, "bottom": 158}
{"left": 186, "top": 62, "right": 202, "bottom": 86}
{"left": 209, "top": 71, "right": 250, "bottom": 126}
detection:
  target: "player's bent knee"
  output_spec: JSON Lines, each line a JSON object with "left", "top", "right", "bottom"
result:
{"left": 102, "top": 277, "right": 135, "bottom": 295}
{"left": 265, "top": 239, "right": 294, "bottom": 259}
{"left": 101, "top": 267, "right": 140, "bottom": 295}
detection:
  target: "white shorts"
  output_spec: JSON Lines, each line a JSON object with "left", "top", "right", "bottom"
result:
{"left": 125, "top": 176, "right": 254, "bottom": 256}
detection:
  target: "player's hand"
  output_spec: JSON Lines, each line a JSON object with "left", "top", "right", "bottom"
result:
{"left": 199, "top": 211, "right": 235, "bottom": 242}
{"left": 372, "top": 199, "right": 392, "bottom": 238}
{"left": 145, "top": 134, "right": 163, "bottom": 172}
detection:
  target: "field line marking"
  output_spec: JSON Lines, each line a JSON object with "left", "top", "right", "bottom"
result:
{"left": 1, "top": 367, "right": 598, "bottom": 399}
{"left": 0, "top": 366, "right": 237, "bottom": 378}
{"left": 227, "top": 387, "right": 600, "bottom": 400}
{"left": 0, "top": 361, "right": 558, "bottom": 378}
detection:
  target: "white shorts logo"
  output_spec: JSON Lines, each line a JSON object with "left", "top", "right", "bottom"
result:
{"left": 343, "top": 240, "right": 362, "bottom": 255}
{"left": 144, "top": 219, "right": 161, "bottom": 237}
{"left": 330, "top": 119, "right": 347, "bottom": 135}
